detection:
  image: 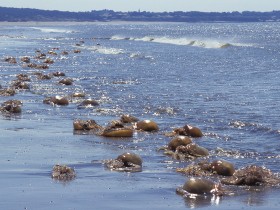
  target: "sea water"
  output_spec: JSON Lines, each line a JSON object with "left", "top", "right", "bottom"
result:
{"left": 0, "top": 22, "right": 280, "bottom": 210}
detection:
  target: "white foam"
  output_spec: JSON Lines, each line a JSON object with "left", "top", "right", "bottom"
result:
{"left": 134, "top": 36, "right": 155, "bottom": 42}
{"left": 85, "top": 46, "right": 125, "bottom": 55}
{"left": 129, "top": 52, "right": 139, "bottom": 58}
{"left": 129, "top": 52, "right": 154, "bottom": 60}
{"left": 110, "top": 35, "right": 127, "bottom": 40}
{"left": 96, "top": 47, "right": 124, "bottom": 55}
{"left": 151, "top": 37, "right": 194, "bottom": 46}
{"left": 112, "top": 35, "right": 252, "bottom": 49}
{"left": 31, "top": 27, "right": 74, "bottom": 34}
{"left": 150, "top": 37, "right": 232, "bottom": 49}
{"left": 231, "top": 42, "right": 254, "bottom": 47}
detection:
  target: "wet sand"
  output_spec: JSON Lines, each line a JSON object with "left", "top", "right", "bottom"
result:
{"left": 1, "top": 22, "right": 280, "bottom": 210}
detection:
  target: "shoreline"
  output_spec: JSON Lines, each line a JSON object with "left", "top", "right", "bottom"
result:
{"left": 1, "top": 21, "right": 280, "bottom": 210}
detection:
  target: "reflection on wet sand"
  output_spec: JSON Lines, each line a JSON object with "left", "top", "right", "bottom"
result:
{"left": 183, "top": 194, "right": 222, "bottom": 208}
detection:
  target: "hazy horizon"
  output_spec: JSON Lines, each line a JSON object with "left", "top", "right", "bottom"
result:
{"left": 0, "top": 0, "right": 279, "bottom": 12}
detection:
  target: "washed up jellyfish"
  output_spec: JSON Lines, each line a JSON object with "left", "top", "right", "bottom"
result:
{"left": 0, "top": 100, "right": 22, "bottom": 114}
{"left": 221, "top": 165, "right": 280, "bottom": 186}
{"left": 77, "top": 99, "right": 99, "bottom": 109}
{"left": 51, "top": 164, "right": 76, "bottom": 181}
{"left": 104, "top": 152, "right": 142, "bottom": 172}
{"left": 73, "top": 119, "right": 103, "bottom": 131}
{"left": 177, "top": 159, "right": 235, "bottom": 177}
{"left": 166, "top": 124, "right": 203, "bottom": 138}
{"left": 101, "top": 120, "right": 133, "bottom": 137}
{"left": 134, "top": 119, "right": 159, "bottom": 132}
{"left": 43, "top": 96, "right": 69, "bottom": 106}
{"left": 176, "top": 177, "right": 229, "bottom": 208}
{"left": 172, "top": 143, "right": 209, "bottom": 161}
{"left": 176, "top": 177, "right": 226, "bottom": 197}
{"left": 120, "top": 114, "right": 139, "bottom": 123}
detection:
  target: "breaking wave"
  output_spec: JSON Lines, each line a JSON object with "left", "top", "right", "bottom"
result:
{"left": 0, "top": 35, "right": 26, "bottom": 39}
{"left": 110, "top": 35, "right": 127, "bottom": 41}
{"left": 214, "top": 147, "right": 280, "bottom": 160}
{"left": 129, "top": 52, "right": 154, "bottom": 60}
{"left": 229, "top": 120, "right": 280, "bottom": 136}
{"left": 79, "top": 45, "right": 125, "bottom": 55}
{"left": 111, "top": 35, "right": 252, "bottom": 49}
{"left": 31, "top": 27, "right": 74, "bottom": 34}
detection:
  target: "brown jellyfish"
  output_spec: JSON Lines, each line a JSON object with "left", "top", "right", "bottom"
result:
{"left": 210, "top": 160, "right": 235, "bottom": 176}
{"left": 71, "top": 92, "right": 86, "bottom": 98}
{"left": 73, "top": 119, "right": 102, "bottom": 132}
{"left": 117, "top": 152, "right": 142, "bottom": 167}
{"left": 16, "top": 74, "right": 30, "bottom": 81}
{"left": 176, "top": 159, "right": 235, "bottom": 177}
{"left": 120, "top": 114, "right": 139, "bottom": 123}
{"left": 168, "top": 136, "right": 193, "bottom": 151}
{"left": 48, "top": 50, "right": 57, "bottom": 55}
{"left": 134, "top": 120, "right": 159, "bottom": 132}
{"left": 59, "top": 78, "right": 73, "bottom": 85}
{"left": 43, "top": 58, "right": 54, "bottom": 64}
{"left": 0, "top": 100, "right": 22, "bottom": 114}
{"left": 11, "top": 80, "right": 30, "bottom": 90}
{"left": 174, "top": 143, "right": 209, "bottom": 160}
{"left": 174, "top": 124, "right": 203, "bottom": 138}
{"left": 0, "top": 88, "right": 16, "bottom": 96}
{"left": 105, "top": 152, "right": 142, "bottom": 172}
{"left": 43, "top": 96, "right": 69, "bottom": 106}
{"left": 52, "top": 71, "right": 66, "bottom": 77}
{"left": 176, "top": 177, "right": 224, "bottom": 196}
{"left": 101, "top": 120, "right": 133, "bottom": 137}
{"left": 77, "top": 99, "right": 99, "bottom": 108}
{"left": 221, "top": 165, "right": 280, "bottom": 186}
{"left": 4, "top": 57, "right": 17, "bottom": 64}
{"left": 52, "top": 164, "right": 76, "bottom": 181}
{"left": 20, "top": 56, "right": 31, "bottom": 63}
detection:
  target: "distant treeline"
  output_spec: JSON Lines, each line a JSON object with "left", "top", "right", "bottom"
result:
{"left": 1, "top": 7, "right": 280, "bottom": 22}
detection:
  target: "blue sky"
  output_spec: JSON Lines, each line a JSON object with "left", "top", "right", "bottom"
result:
{"left": 0, "top": 0, "right": 279, "bottom": 12}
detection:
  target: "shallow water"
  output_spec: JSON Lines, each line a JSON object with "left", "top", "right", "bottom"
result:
{"left": 0, "top": 22, "right": 280, "bottom": 209}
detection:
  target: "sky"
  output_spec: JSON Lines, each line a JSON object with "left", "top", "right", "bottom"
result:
{"left": 0, "top": 0, "right": 279, "bottom": 12}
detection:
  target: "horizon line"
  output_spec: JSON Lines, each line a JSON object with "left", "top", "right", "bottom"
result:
{"left": 1, "top": 6, "right": 278, "bottom": 13}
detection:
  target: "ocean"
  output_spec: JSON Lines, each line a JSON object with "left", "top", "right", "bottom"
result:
{"left": 0, "top": 21, "right": 280, "bottom": 210}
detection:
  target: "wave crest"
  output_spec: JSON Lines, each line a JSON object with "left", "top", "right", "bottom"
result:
{"left": 79, "top": 45, "right": 125, "bottom": 55}
{"left": 110, "top": 35, "right": 250, "bottom": 49}
{"left": 31, "top": 27, "right": 74, "bottom": 34}
{"left": 229, "top": 120, "right": 280, "bottom": 136}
